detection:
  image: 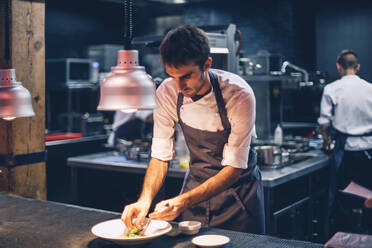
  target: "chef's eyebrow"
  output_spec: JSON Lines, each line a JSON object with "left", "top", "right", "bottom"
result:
{"left": 165, "top": 71, "right": 192, "bottom": 80}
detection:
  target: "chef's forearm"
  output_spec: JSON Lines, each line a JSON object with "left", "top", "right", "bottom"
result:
{"left": 138, "top": 157, "right": 169, "bottom": 203}
{"left": 179, "top": 166, "right": 242, "bottom": 208}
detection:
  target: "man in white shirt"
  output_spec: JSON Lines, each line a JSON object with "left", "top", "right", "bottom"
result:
{"left": 122, "top": 25, "right": 265, "bottom": 233}
{"left": 318, "top": 50, "right": 372, "bottom": 218}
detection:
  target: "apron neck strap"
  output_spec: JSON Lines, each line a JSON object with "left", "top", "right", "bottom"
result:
{"left": 209, "top": 71, "right": 231, "bottom": 130}
{"left": 176, "top": 71, "right": 230, "bottom": 130}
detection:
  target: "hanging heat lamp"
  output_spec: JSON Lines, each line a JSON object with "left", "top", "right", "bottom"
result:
{"left": 0, "top": 69, "right": 35, "bottom": 121}
{"left": 97, "top": 0, "right": 157, "bottom": 112}
{"left": 0, "top": 0, "right": 35, "bottom": 121}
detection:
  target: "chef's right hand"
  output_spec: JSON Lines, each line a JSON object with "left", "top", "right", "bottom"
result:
{"left": 121, "top": 200, "right": 151, "bottom": 230}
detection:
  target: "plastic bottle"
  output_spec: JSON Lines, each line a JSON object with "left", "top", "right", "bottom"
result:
{"left": 175, "top": 125, "right": 190, "bottom": 170}
{"left": 274, "top": 124, "right": 283, "bottom": 145}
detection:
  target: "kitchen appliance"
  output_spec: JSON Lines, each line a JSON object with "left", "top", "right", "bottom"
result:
{"left": 57, "top": 112, "right": 105, "bottom": 136}
{"left": 204, "top": 24, "right": 241, "bottom": 74}
{"left": 244, "top": 50, "right": 282, "bottom": 75}
{"left": 87, "top": 44, "right": 123, "bottom": 72}
{"left": 46, "top": 58, "right": 98, "bottom": 88}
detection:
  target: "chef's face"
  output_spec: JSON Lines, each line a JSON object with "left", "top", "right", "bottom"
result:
{"left": 165, "top": 57, "right": 212, "bottom": 98}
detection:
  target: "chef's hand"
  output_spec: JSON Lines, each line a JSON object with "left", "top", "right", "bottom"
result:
{"left": 323, "top": 138, "right": 332, "bottom": 152}
{"left": 121, "top": 200, "right": 151, "bottom": 230}
{"left": 149, "top": 197, "right": 187, "bottom": 221}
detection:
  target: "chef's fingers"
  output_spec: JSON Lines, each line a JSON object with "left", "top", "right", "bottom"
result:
{"left": 154, "top": 200, "right": 169, "bottom": 212}
{"left": 122, "top": 205, "right": 135, "bottom": 229}
{"left": 135, "top": 209, "right": 147, "bottom": 229}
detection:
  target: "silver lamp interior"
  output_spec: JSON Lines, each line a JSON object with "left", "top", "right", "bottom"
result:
{"left": 0, "top": 69, "right": 35, "bottom": 121}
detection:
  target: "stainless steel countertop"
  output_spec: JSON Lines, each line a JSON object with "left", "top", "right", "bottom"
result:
{"left": 46, "top": 134, "right": 108, "bottom": 147}
{"left": 260, "top": 150, "right": 329, "bottom": 187}
{"left": 67, "top": 150, "right": 330, "bottom": 187}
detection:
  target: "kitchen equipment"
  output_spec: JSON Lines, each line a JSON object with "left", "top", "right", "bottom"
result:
{"left": 116, "top": 139, "right": 151, "bottom": 162}
{"left": 80, "top": 112, "right": 105, "bottom": 136}
{"left": 46, "top": 58, "right": 98, "bottom": 88}
{"left": 253, "top": 145, "right": 291, "bottom": 168}
{"left": 87, "top": 44, "right": 123, "bottom": 72}
{"left": 192, "top": 234, "right": 230, "bottom": 248}
{"left": 244, "top": 50, "right": 282, "bottom": 75}
{"left": 91, "top": 218, "right": 171, "bottom": 246}
{"left": 254, "top": 145, "right": 282, "bottom": 165}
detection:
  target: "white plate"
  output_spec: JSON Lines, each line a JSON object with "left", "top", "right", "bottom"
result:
{"left": 91, "top": 218, "right": 172, "bottom": 246}
{"left": 192, "top": 234, "right": 230, "bottom": 248}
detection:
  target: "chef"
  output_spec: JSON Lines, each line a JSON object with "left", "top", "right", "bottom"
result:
{"left": 318, "top": 50, "right": 372, "bottom": 216}
{"left": 122, "top": 25, "right": 265, "bottom": 234}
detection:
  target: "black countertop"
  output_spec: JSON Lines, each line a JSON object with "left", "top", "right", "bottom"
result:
{"left": 0, "top": 193, "right": 323, "bottom": 248}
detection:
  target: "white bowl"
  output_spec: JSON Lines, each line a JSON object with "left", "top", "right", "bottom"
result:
{"left": 91, "top": 218, "right": 172, "bottom": 246}
{"left": 192, "top": 234, "right": 230, "bottom": 248}
{"left": 178, "top": 221, "right": 201, "bottom": 235}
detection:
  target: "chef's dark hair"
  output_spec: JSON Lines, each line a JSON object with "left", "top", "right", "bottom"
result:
{"left": 160, "top": 25, "right": 210, "bottom": 70}
{"left": 337, "top": 50, "right": 359, "bottom": 70}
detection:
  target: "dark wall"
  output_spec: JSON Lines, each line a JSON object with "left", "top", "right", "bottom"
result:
{"left": 316, "top": 0, "right": 372, "bottom": 82}
{"left": 45, "top": 0, "right": 316, "bottom": 71}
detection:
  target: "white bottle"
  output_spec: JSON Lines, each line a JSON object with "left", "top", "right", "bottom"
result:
{"left": 274, "top": 124, "right": 283, "bottom": 145}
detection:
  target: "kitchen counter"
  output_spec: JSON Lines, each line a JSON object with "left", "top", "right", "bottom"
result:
{"left": 0, "top": 192, "right": 322, "bottom": 248}
{"left": 260, "top": 150, "right": 329, "bottom": 187}
{"left": 67, "top": 150, "right": 330, "bottom": 241}
{"left": 67, "top": 149, "right": 330, "bottom": 187}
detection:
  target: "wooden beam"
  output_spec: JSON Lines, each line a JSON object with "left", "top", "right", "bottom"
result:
{"left": 0, "top": 0, "right": 46, "bottom": 200}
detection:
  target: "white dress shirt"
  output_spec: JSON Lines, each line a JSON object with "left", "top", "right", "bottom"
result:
{"left": 318, "top": 75, "right": 372, "bottom": 151}
{"left": 151, "top": 69, "right": 256, "bottom": 169}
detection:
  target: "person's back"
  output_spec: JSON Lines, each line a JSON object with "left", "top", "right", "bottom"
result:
{"left": 319, "top": 50, "right": 372, "bottom": 151}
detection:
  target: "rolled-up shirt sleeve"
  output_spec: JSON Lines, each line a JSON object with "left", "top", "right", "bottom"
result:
{"left": 318, "top": 86, "right": 333, "bottom": 126}
{"left": 151, "top": 81, "right": 178, "bottom": 161}
{"left": 222, "top": 87, "right": 256, "bottom": 169}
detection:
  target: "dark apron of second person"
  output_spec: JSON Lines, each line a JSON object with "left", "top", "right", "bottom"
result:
{"left": 328, "top": 127, "right": 372, "bottom": 216}
{"left": 177, "top": 71, "right": 265, "bottom": 234}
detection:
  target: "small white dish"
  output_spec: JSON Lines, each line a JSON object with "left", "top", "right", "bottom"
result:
{"left": 178, "top": 221, "right": 201, "bottom": 235}
{"left": 91, "top": 218, "right": 172, "bottom": 246}
{"left": 192, "top": 234, "right": 230, "bottom": 248}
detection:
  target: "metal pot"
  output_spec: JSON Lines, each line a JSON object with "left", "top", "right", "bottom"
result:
{"left": 254, "top": 145, "right": 281, "bottom": 165}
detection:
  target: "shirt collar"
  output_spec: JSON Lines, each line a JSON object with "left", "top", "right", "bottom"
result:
{"left": 341, "top": 74, "right": 359, "bottom": 80}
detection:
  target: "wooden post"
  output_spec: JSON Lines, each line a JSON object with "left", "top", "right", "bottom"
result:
{"left": 0, "top": 0, "right": 46, "bottom": 200}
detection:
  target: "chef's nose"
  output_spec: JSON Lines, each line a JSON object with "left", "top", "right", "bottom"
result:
{"left": 175, "top": 79, "right": 186, "bottom": 91}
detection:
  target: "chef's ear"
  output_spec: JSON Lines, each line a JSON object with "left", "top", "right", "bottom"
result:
{"left": 203, "top": 57, "right": 213, "bottom": 72}
{"left": 355, "top": 64, "right": 360, "bottom": 73}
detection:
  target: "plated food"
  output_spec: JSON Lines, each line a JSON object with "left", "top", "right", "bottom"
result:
{"left": 91, "top": 218, "right": 172, "bottom": 246}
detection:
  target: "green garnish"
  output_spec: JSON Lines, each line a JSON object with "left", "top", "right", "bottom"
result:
{"left": 124, "top": 227, "right": 144, "bottom": 237}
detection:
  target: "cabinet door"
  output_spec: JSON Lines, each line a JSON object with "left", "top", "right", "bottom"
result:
{"left": 273, "top": 197, "right": 311, "bottom": 240}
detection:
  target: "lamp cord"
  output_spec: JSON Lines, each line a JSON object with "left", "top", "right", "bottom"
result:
{"left": 123, "top": 0, "right": 133, "bottom": 50}
{"left": 4, "top": 0, "right": 10, "bottom": 61}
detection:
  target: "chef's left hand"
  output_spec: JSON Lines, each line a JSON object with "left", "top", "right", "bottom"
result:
{"left": 149, "top": 197, "right": 187, "bottom": 221}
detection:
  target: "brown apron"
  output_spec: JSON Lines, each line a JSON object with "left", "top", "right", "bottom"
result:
{"left": 178, "top": 71, "right": 265, "bottom": 234}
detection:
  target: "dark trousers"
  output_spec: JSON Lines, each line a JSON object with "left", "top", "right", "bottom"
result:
{"left": 332, "top": 148, "right": 372, "bottom": 234}
{"left": 338, "top": 148, "right": 372, "bottom": 190}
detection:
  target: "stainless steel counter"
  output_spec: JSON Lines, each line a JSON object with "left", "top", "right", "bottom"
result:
{"left": 67, "top": 149, "right": 330, "bottom": 187}
{"left": 260, "top": 150, "right": 329, "bottom": 187}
